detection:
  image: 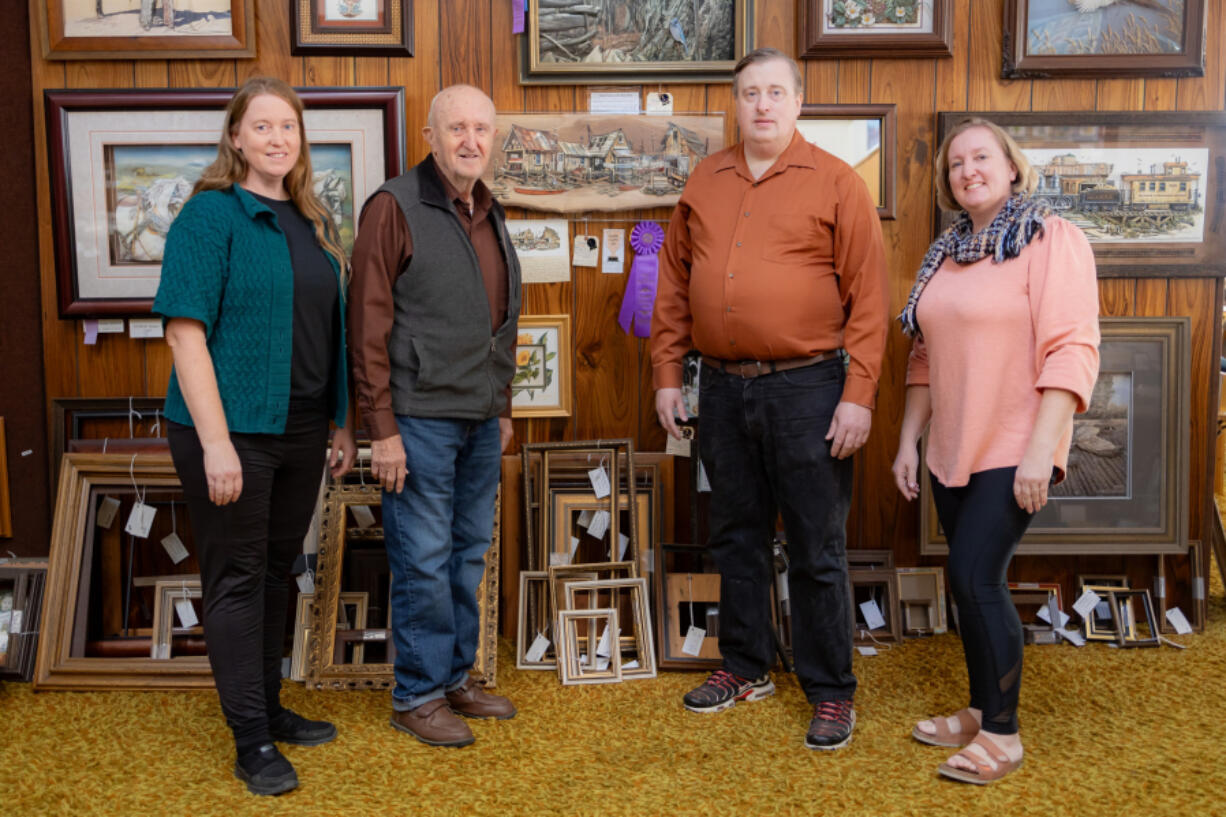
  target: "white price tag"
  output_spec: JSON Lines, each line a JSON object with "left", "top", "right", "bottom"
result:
{"left": 596, "top": 624, "right": 612, "bottom": 657}
{"left": 616, "top": 532, "right": 630, "bottom": 560}
{"left": 549, "top": 551, "right": 570, "bottom": 567}
{"left": 96, "top": 496, "right": 121, "bottom": 529}
{"left": 174, "top": 598, "right": 199, "bottom": 628}
{"left": 1035, "top": 603, "right": 1070, "bottom": 629}
{"left": 1165, "top": 607, "right": 1193, "bottom": 635}
{"left": 1193, "top": 578, "right": 1205, "bottom": 600}
{"left": 350, "top": 505, "right": 376, "bottom": 528}
{"left": 587, "top": 510, "right": 610, "bottom": 540}
{"left": 857, "top": 645, "right": 878, "bottom": 656}
{"left": 622, "top": 659, "right": 640, "bottom": 670}
{"left": 681, "top": 625, "right": 706, "bottom": 656}
{"left": 362, "top": 630, "right": 387, "bottom": 641}
{"left": 296, "top": 572, "right": 315, "bottom": 594}
{"left": 10, "top": 610, "right": 23, "bottom": 634}
{"left": 576, "top": 509, "right": 594, "bottom": 529}
{"left": 697, "top": 462, "right": 711, "bottom": 493}
{"left": 859, "top": 599, "right": 886, "bottom": 632}
{"left": 775, "top": 571, "right": 790, "bottom": 603}
{"left": 569, "top": 536, "right": 581, "bottom": 560}
{"left": 588, "top": 466, "right": 611, "bottom": 498}
{"left": 125, "top": 501, "right": 157, "bottom": 538}
{"left": 160, "top": 532, "right": 189, "bottom": 564}
{"left": 573, "top": 235, "right": 599, "bottom": 267}
{"left": 1056, "top": 627, "right": 1086, "bottom": 647}
{"left": 525, "top": 633, "right": 551, "bottom": 663}
{"left": 1072, "top": 588, "right": 1101, "bottom": 619}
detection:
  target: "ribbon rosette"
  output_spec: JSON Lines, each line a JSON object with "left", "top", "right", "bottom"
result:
{"left": 617, "top": 220, "right": 665, "bottom": 338}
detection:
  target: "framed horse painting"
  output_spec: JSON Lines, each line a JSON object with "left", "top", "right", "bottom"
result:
{"left": 44, "top": 88, "right": 407, "bottom": 317}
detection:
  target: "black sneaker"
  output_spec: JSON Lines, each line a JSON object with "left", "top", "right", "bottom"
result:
{"left": 805, "top": 699, "right": 856, "bottom": 750}
{"left": 269, "top": 709, "right": 338, "bottom": 746}
{"left": 683, "top": 669, "right": 775, "bottom": 713}
{"left": 234, "top": 743, "right": 298, "bottom": 796}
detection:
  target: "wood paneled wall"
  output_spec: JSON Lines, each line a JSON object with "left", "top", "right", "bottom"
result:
{"left": 26, "top": 1, "right": 1226, "bottom": 608}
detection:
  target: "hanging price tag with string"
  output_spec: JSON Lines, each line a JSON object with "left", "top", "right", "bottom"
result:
{"left": 160, "top": 499, "right": 189, "bottom": 564}
{"left": 680, "top": 573, "right": 706, "bottom": 656}
{"left": 123, "top": 454, "right": 156, "bottom": 538}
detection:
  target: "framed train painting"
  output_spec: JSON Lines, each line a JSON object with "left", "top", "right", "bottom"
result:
{"left": 935, "top": 112, "right": 1226, "bottom": 277}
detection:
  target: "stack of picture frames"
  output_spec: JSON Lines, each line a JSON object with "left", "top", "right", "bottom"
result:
{"left": 303, "top": 483, "right": 501, "bottom": 691}
{"left": 0, "top": 558, "right": 48, "bottom": 683}
{"left": 515, "top": 440, "right": 659, "bottom": 683}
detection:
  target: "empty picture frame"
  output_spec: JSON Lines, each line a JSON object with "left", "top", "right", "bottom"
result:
{"left": 516, "top": 570, "right": 553, "bottom": 670}
{"left": 150, "top": 579, "right": 202, "bottom": 659}
{"left": 564, "top": 577, "right": 656, "bottom": 680}
{"left": 849, "top": 568, "right": 901, "bottom": 644}
{"left": 1008, "top": 581, "right": 1064, "bottom": 628}
{"left": 557, "top": 608, "right": 621, "bottom": 685}
{"left": 1081, "top": 584, "right": 1131, "bottom": 641}
{"left": 846, "top": 549, "right": 895, "bottom": 570}
{"left": 550, "top": 491, "right": 650, "bottom": 575}
{"left": 1107, "top": 588, "right": 1160, "bottom": 648}
{"left": 657, "top": 543, "right": 723, "bottom": 670}
{"left": 796, "top": 104, "right": 896, "bottom": 219}
{"left": 895, "top": 567, "right": 946, "bottom": 635}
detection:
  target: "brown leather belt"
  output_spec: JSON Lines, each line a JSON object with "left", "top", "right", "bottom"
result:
{"left": 700, "top": 350, "right": 841, "bottom": 379}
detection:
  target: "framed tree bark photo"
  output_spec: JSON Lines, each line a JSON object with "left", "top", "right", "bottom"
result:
{"left": 799, "top": 0, "right": 954, "bottom": 59}
{"left": 1002, "top": 0, "right": 1205, "bottom": 79}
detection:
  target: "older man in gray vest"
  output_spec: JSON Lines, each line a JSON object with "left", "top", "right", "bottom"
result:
{"left": 348, "top": 84, "right": 522, "bottom": 747}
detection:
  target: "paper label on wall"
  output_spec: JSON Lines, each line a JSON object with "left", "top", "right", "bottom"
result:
{"left": 602, "top": 229, "right": 625, "bottom": 274}
{"left": 588, "top": 466, "right": 611, "bottom": 498}
{"left": 174, "top": 598, "right": 199, "bottom": 629}
{"left": 98, "top": 319, "right": 125, "bottom": 334}
{"left": 525, "top": 633, "right": 551, "bottom": 663}
{"left": 550, "top": 551, "right": 570, "bottom": 567}
{"left": 665, "top": 434, "right": 692, "bottom": 457}
{"left": 1072, "top": 589, "right": 1101, "bottom": 619}
{"left": 160, "top": 532, "right": 189, "bottom": 565}
{"left": 1165, "top": 607, "right": 1193, "bottom": 635}
{"left": 589, "top": 91, "right": 640, "bottom": 115}
{"left": 507, "top": 219, "right": 571, "bottom": 283}
{"left": 1056, "top": 628, "right": 1086, "bottom": 647}
{"left": 96, "top": 496, "right": 121, "bottom": 529}
{"left": 646, "top": 92, "right": 674, "bottom": 115}
{"left": 125, "top": 501, "right": 157, "bottom": 538}
{"left": 616, "top": 532, "right": 630, "bottom": 560}
{"left": 128, "top": 318, "right": 164, "bottom": 339}
{"left": 859, "top": 599, "right": 886, "bottom": 631}
{"left": 856, "top": 645, "right": 878, "bottom": 656}
{"left": 576, "top": 509, "right": 594, "bottom": 529}
{"left": 350, "top": 505, "right": 376, "bottom": 529}
{"left": 681, "top": 625, "right": 706, "bottom": 656}
{"left": 296, "top": 571, "right": 315, "bottom": 594}
{"left": 573, "top": 235, "right": 599, "bottom": 267}
{"left": 587, "top": 510, "right": 610, "bottom": 540}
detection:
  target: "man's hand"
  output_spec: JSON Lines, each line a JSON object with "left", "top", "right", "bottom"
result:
{"left": 371, "top": 434, "right": 407, "bottom": 494}
{"left": 499, "top": 417, "right": 513, "bottom": 453}
{"left": 655, "top": 388, "right": 688, "bottom": 440}
{"left": 825, "top": 401, "right": 872, "bottom": 459}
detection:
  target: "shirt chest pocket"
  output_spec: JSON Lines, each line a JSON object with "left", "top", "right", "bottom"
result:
{"left": 761, "top": 214, "right": 824, "bottom": 264}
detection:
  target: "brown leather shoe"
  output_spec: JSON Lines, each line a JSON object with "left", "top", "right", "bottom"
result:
{"left": 389, "top": 698, "right": 474, "bottom": 747}
{"left": 446, "top": 676, "right": 517, "bottom": 720}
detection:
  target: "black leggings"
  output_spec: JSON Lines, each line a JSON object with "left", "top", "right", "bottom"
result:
{"left": 168, "top": 405, "right": 327, "bottom": 752}
{"left": 930, "top": 467, "right": 1033, "bottom": 735}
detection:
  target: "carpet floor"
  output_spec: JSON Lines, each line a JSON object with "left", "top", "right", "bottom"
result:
{"left": 4, "top": 570, "right": 1224, "bottom": 817}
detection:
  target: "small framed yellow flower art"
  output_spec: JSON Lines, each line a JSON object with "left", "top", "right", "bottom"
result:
{"left": 512, "top": 314, "right": 572, "bottom": 418}
{"left": 800, "top": 0, "right": 953, "bottom": 59}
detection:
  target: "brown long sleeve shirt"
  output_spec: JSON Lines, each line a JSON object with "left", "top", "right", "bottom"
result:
{"left": 348, "top": 165, "right": 511, "bottom": 441}
{"left": 650, "top": 130, "right": 889, "bottom": 408}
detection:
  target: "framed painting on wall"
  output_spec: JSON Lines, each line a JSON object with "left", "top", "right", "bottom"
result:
{"left": 518, "top": 0, "right": 754, "bottom": 85}
{"left": 1002, "top": 0, "right": 1205, "bottom": 79}
{"left": 38, "top": 0, "right": 254, "bottom": 59}
{"left": 935, "top": 111, "right": 1226, "bottom": 277}
{"left": 920, "top": 318, "right": 1190, "bottom": 556}
{"left": 512, "top": 315, "right": 572, "bottom": 418}
{"left": 796, "top": 104, "right": 896, "bottom": 220}
{"left": 290, "top": 0, "right": 413, "bottom": 56}
{"left": 799, "top": 0, "right": 953, "bottom": 59}
{"left": 45, "top": 88, "right": 406, "bottom": 318}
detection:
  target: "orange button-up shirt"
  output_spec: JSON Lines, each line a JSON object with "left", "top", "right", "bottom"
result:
{"left": 650, "top": 130, "right": 889, "bottom": 408}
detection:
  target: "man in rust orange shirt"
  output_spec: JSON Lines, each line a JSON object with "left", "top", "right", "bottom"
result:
{"left": 651, "top": 47, "right": 888, "bottom": 750}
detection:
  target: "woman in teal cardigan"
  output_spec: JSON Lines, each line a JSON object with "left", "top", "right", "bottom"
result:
{"left": 153, "top": 77, "right": 355, "bottom": 796}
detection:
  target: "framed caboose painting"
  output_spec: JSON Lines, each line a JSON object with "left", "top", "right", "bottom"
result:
{"left": 935, "top": 112, "right": 1226, "bottom": 277}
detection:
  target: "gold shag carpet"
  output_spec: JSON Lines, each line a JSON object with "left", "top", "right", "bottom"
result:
{"left": 4, "top": 566, "right": 1225, "bottom": 817}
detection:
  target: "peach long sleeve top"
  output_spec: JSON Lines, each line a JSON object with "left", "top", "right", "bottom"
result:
{"left": 905, "top": 216, "right": 1100, "bottom": 488}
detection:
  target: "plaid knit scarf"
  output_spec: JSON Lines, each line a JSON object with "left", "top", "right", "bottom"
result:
{"left": 897, "top": 193, "right": 1051, "bottom": 338}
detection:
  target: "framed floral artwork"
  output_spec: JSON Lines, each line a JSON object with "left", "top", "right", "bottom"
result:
{"left": 512, "top": 314, "right": 572, "bottom": 418}
{"left": 800, "top": 0, "right": 953, "bottom": 58}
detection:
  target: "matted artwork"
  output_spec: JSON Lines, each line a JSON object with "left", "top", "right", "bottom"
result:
{"left": 505, "top": 219, "right": 571, "bottom": 283}
{"left": 486, "top": 113, "right": 724, "bottom": 213}
{"left": 519, "top": 0, "right": 753, "bottom": 85}
{"left": 800, "top": 0, "right": 952, "bottom": 58}
{"left": 921, "top": 317, "right": 1190, "bottom": 556}
{"left": 39, "top": 0, "right": 253, "bottom": 59}
{"left": 45, "top": 88, "right": 406, "bottom": 317}
{"left": 1003, "top": 0, "right": 1205, "bottom": 78}
{"left": 796, "top": 104, "right": 896, "bottom": 219}
{"left": 291, "top": 0, "right": 413, "bottom": 55}
{"left": 935, "top": 112, "right": 1226, "bottom": 277}
{"left": 512, "top": 315, "right": 572, "bottom": 418}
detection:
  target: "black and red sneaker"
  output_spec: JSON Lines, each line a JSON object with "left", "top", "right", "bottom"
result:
{"left": 805, "top": 699, "right": 856, "bottom": 750}
{"left": 682, "top": 669, "right": 775, "bottom": 713}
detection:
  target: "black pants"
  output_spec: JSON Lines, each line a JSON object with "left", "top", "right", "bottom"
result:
{"left": 168, "top": 405, "right": 327, "bottom": 751}
{"left": 698, "top": 359, "right": 856, "bottom": 703}
{"left": 930, "top": 466, "right": 1033, "bottom": 735}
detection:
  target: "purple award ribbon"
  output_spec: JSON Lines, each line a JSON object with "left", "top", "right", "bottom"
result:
{"left": 512, "top": 0, "right": 525, "bottom": 34}
{"left": 618, "top": 221, "right": 665, "bottom": 338}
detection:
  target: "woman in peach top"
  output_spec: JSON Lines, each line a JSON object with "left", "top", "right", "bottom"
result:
{"left": 892, "top": 118, "right": 1100, "bottom": 784}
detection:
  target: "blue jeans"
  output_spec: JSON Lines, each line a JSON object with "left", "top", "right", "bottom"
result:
{"left": 383, "top": 415, "right": 501, "bottom": 711}
{"left": 698, "top": 359, "right": 856, "bottom": 703}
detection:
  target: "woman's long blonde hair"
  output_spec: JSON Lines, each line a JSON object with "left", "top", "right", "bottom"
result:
{"left": 194, "top": 77, "right": 348, "bottom": 277}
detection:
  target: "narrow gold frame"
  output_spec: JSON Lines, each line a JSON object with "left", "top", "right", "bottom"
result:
{"left": 557, "top": 608, "right": 621, "bottom": 685}
{"left": 150, "top": 579, "right": 202, "bottom": 660}
{"left": 515, "top": 570, "right": 553, "bottom": 671}
{"left": 895, "top": 567, "right": 946, "bottom": 636}
{"left": 563, "top": 577, "right": 656, "bottom": 680}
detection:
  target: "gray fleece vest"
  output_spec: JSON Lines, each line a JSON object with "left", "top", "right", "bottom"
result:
{"left": 372, "top": 159, "right": 522, "bottom": 420}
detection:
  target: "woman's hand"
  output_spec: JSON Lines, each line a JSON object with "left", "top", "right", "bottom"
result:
{"left": 1013, "top": 448, "right": 1054, "bottom": 514}
{"left": 892, "top": 444, "right": 921, "bottom": 501}
{"left": 203, "top": 438, "right": 243, "bottom": 505}
{"left": 329, "top": 426, "right": 357, "bottom": 479}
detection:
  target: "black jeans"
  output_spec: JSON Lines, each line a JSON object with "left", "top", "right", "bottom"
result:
{"left": 168, "top": 404, "right": 328, "bottom": 751}
{"left": 698, "top": 359, "right": 856, "bottom": 703}
{"left": 930, "top": 466, "right": 1033, "bottom": 735}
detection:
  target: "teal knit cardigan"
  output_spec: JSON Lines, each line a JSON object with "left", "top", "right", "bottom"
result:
{"left": 153, "top": 184, "right": 349, "bottom": 433}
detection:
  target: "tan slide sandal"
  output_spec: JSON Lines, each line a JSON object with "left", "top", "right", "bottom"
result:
{"left": 911, "top": 708, "right": 979, "bottom": 748}
{"left": 937, "top": 733, "right": 1023, "bottom": 785}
